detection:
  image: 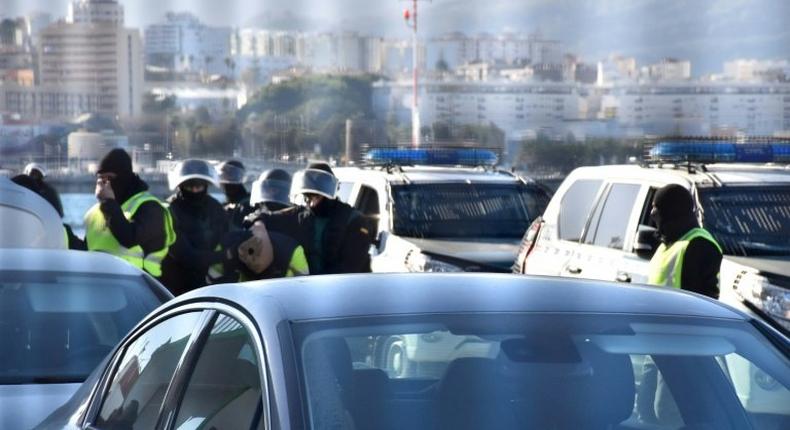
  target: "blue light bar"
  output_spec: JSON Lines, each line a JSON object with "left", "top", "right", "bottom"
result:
{"left": 650, "top": 142, "right": 790, "bottom": 164}
{"left": 365, "top": 148, "right": 499, "bottom": 166}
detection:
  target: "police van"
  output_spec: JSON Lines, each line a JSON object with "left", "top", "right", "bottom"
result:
{"left": 332, "top": 147, "right": 551, "bottom": 273}
{"left": 515, "top": 140, "right": 790, "bottom": 331}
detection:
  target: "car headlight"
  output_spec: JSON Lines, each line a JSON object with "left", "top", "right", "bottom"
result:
{"left": 737, "top": 272, "right": 790, "bottom": 330}
{"left": 405, "top": 251, "right": 463, "bottom": 273}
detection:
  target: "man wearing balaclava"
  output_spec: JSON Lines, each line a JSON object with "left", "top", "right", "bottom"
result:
{"left": 648, "top": 184, "right": 722, "bottom": 298}
{"left": 160, "top": 159, "right": 236, "bottom": 294}
{"left": 218, "top": 159, "right": 253, "bottom": 230}
{"left": 83, "top": 148, "right": 176, "bottom": 278}
{"left": 247, "top": 162, "right": 373, "bottom": 275}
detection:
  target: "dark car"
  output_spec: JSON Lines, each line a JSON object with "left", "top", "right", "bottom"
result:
{"left": 38, "top": 274, "right": 789, "bottom": 430}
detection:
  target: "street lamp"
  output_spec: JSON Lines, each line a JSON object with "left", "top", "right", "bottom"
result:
{"left": 402, "top": 0, "right": 430, "bottom": 147}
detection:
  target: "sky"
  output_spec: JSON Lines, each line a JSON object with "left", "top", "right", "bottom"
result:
{"left": 3, "top": 0, "right": 789, "bottom": 75}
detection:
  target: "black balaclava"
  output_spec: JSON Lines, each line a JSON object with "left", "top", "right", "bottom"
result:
{"left": 97, "top": 148, "right": 138, "bottom": 203}
{"left": 179, "top": 179, "right": 210, "bottom": 206}
{"left": 222, "top": 183, "right": 248, "bottom": 204}
{"left": 11, "top": 174, "right": 63, "bottom": 217}
{"left": 652, "top": 184, "right": 699, "bottom": 244}
{"left": 262, "top": 201, "right": 290, "bottom": 212}
{"left": 310, "top": 196, "right": 335, "bottom": 218}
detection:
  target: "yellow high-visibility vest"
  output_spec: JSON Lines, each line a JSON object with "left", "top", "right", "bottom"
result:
{"left": 85, "top": 191, "right": 176, "bottom": 277}
{"left": 648, "top": 227, "right": 722, "bottom": 289}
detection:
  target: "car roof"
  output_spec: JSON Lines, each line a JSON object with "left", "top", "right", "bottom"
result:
{"left": 0, "top": 248, "right": 146, "bottom": 276}
{"left": 568, "top": 164, "right": 790, "bottom": 187}
{"left": 334, "top": 166, "right": 524, "bottom": 185}
{"left": 175, "top": 273, "right": 745, "bottom": 322}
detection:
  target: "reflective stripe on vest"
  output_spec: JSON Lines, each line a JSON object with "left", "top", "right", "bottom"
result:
{"left": 85, "top": 191, "right": 176, "bottom": 277}
{"left": 648, "top": 227, "right": 722, "bottom": 289}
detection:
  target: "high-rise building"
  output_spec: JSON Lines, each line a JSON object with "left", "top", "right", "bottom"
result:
{"left": 68, "top": 0, "right": 124, "bottom": 26}
{"left": 10, "top": 21, "right": 145, "bottom": 119}
{"left": 145, "top": 12, "right": 232, "bottom": 76}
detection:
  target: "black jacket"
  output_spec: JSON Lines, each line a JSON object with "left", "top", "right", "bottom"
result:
{"left": 95, "top": 177, "right": 166, "bottom": 262}
{"left": 251, "top": 199, "right": 372, "bottom": 275}
{"left": 161, "top": 192, "right": 229, "bottom": 295}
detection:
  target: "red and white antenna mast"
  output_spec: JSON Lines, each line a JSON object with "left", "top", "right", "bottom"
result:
{"left": 403, "top": 0, "right": 430, "bottom": 147}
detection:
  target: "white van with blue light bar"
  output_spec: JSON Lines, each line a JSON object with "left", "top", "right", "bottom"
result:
{"left": 332, "top": 147, "right": 551, "bottom": 273}
{"left": 516, "top": 138, "right": 790, "bottom": 334}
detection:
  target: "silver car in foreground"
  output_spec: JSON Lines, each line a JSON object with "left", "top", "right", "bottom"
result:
{"left": 0, "top": 249, "right": 172, "bottom": 430}
{"left": 39, "top": 273, "right": 789, "bottom": 430}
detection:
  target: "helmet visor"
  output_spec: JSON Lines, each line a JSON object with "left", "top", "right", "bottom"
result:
{"left": 169, "top": 159, "right": 219, "bottom": 190}
{"left": 218, "top": 162, "right": 245, "bottom": 184}
{"left": 251, "top": 178, "right": 291, "bottom": 206}
{"left": 297, "top": 169, "right": 338, "bottom": 199}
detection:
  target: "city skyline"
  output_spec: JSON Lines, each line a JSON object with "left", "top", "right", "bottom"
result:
{"left": 2, "top": 0, "right": 789, "bottom": 76}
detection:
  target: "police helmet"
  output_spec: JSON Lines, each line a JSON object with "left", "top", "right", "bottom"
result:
{"left": 23, "top": 163, "right": 47, "bottom": 178}
{"left": 296, "top": 162, "right": 338, "bottom": 199}
{"left": 217, "top": 160, "right": 246, "bottom": 184}
{"left": 250, "top": 169, "right": 292, "bottom": 206}
{"left": 168, "top": 159, "right": 219, "bottom": 190}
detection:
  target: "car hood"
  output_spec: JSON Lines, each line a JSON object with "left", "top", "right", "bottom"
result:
{"left": 0, "top": 383, "right": 81, "bottom": 429}
{"left": 724, "top": 256, "right": 790, "bottom": 280}
{"left": 403, "top": 237, "right": 521, "bottom": 272}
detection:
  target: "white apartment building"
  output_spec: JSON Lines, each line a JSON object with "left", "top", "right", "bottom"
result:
{"left": 647, "top": 58, "right": 691, "bottom": 82}
{"left": 374, "top": 80, "right": 584, "bottom": 139}
{"left": 602, "top": 83, "right": 790, "bottom": 135}
{"left": 724, "top": 59, "right": 790, "bottom": 82}
{"left": 68, "top": 0, "right": 124, "bottom": 26}
{"left": 425, "top": 32, "right": 563, "bottom": 72}
{"left": 1, "top": 22, "right": 144, "bottom": 120}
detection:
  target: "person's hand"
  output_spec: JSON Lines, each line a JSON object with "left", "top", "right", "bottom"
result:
{"left": 95, "top": 177, "right": 115, "bottom": 201}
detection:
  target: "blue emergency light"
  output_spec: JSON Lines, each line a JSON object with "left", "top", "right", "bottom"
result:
{"left": 650, "top": 141, "right": 790, "bottom": 163}
{"left": 365, "top": 148, "right": 499, "bottom": 166}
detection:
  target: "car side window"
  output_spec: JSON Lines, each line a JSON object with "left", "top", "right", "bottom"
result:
{"left": 173, "top": 313, "right": 264, "bottom": 430}
{"left": 558, "top": 179, "right": 602, "bottom": 241}
{"left": 589, "top": 183, "right": 641, "bottom": 249}
{"left": 95, "top": 312, "right": 202, "bottom": 430}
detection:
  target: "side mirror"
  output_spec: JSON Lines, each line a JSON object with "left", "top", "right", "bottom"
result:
{"left": 370, "top": 231, "right": 387, "bottom": 257}
{"left": 633, "top": 225, "right": 659, "bottom": 260}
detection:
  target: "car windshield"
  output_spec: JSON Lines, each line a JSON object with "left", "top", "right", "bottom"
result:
{"left": 0, "top": 271, "right": 163, "bottom": 384}
{"left": 699, "top": 186, "right": 790, "bottom": 257}
{"left": 294, "top": 313, "right": 790, "bottom": 430}
{"left": 390, "top": 183, "right": 549, "bottom": 239}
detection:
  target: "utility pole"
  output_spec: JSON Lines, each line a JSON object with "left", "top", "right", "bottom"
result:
{"left": 403, "top": 0, "right": 430, "bottom": 147}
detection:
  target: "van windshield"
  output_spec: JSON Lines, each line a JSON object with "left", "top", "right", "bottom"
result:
{"left": 390, "top": 183, "right": 549, "bottom": 239}
{"left": 699, "top": 186, "right": 790, "bottom": 257}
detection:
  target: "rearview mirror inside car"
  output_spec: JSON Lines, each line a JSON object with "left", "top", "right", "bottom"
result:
{"left": 633, "top": 225, "right": 659, "bottom": 260}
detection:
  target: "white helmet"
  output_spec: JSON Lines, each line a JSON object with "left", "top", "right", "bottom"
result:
{"left": 168, "top": 159, "right": 219, "bottom": 190}
{"left": 250, "top": 169, "right": 292, "bottom": 206}
{"left": 295, "top": 163, "right": 337, "bottom": 199}
{"left": 23, "top": 163, "right": 47, "bottom": 178}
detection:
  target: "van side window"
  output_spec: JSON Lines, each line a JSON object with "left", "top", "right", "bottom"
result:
{"left": 589, "top": 183, "right": 641, "bottom": 249}
{"left": 355, "top": 185, "right": 380, "bottom": 216}
{"left": 558, "top": 180, "right": 602, "bottom": 241}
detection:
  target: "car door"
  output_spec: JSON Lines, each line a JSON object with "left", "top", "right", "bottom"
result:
{"left": 564, "top": 182, "right": 644, "bottom": 282}
{"left": 82, "top": 308, "right": 268, "bottom": 430}
{"left": 527, "top": 178, "right": 604, "bottom": 276}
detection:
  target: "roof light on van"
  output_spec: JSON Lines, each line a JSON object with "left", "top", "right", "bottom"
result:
{"left": 650, "top": 142, "right": 790, "bottom": 164}
{"left": 365, "top": 148, "right": 498, "bottom": 166}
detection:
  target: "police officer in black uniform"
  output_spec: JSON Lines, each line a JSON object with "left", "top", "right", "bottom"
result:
{"left": 218, "top": 160, "right": 252, "bottom": 230}
{"left": 248, "top": 162, "right": 372, "bottom": 275}
{"left": 237, "top": 169, "right": 309, "bottom": 279}
{"left": 161, "top": 159, "right": 232, "bottom": 295}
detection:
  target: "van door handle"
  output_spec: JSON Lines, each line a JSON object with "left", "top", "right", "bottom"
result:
{"left": 566, "top": 266, "right": 582, "bottom": 275}
{"left": 616, "top": 272, "right": 632, "bottom": 283}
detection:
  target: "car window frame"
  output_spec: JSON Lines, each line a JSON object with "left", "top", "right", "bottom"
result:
{"left": 81, "top": 302, "right": 271, "bottom": 430}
